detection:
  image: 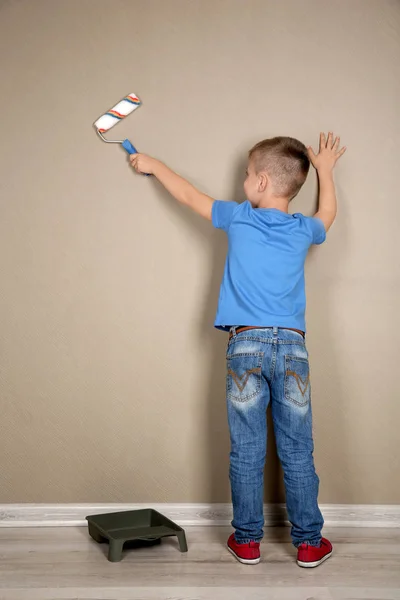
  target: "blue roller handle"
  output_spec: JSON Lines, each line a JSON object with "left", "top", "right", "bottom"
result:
{"left": 122, "top": 139, "right": 150, "bottom": 176}
{"left": 122, "top": 139, "right": 138, "bottom": 154}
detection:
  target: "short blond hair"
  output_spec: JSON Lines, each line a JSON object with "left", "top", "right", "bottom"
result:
{"left": 249, "top": 136, "right": 310, "bottom": 199}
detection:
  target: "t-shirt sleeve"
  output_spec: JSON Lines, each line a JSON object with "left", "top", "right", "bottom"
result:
{"left": 212, "top": 200, "right": 239, "bottom": 232}
{"left": 303, "top": 216, "right": 327, "bottom": 245}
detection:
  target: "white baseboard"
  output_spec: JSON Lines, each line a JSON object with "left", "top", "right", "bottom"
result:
{"left": 0, "top": 503, "right": 399, "bottom": 528}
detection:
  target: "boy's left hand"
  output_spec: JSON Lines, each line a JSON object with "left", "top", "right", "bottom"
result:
{"left": 130, "top": 153, "right": 158, "bottom": 175}
{"left": 308, "top": 132, "right": 346, "bottom": 173}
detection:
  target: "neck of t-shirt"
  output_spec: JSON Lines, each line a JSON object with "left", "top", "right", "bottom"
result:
{"left": 254, "top": 198, "right": 290, "bottom": 214}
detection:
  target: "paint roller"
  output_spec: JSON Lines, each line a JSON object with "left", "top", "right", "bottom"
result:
{"left": 93, "top": 92, "right": 143, "bottom": 156}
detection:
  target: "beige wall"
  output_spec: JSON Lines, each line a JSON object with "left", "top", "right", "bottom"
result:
{"left": 0, "top": 0, "right": 399, "bottom": 504}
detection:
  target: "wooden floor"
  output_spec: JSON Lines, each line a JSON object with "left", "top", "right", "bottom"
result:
{"left": 0, "top": 526, "right": 399, "bottom": 600}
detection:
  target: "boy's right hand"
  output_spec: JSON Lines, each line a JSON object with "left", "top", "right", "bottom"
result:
{"left": 130, "top": 153, "right": 159, "bottom": 175}
{"left": 307, "top": 132, "right": 346, "bottom": 173}
{"left": 310, "top": 132, "right": 345, "bottom": 232}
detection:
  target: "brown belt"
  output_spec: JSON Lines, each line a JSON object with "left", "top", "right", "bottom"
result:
{"left": 229, "top": 326, "right": 305, "bottom": 340}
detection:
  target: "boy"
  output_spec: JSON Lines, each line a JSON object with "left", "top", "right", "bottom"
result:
{"left": 130, "top": 132, "right": 346, "bottom": 568}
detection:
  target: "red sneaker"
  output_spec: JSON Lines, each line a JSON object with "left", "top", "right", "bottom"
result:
{"left": 297, "top": 537, "right": 333, "bottom": 568}
{"left": 227, "top": 533, "right": 261, "bottom": 565}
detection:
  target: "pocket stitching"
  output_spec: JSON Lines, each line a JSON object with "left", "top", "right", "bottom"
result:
{"left": 227, "top": 352, "right": 263, "bottom": 402}
{"left": 284, "top": 355, "right": 310, "bottom": 407}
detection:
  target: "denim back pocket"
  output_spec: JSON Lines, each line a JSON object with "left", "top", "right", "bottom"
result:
{"left": 284, "top": 356, "right": 311, "bottom": 407}
{"left": 227, "top": 352, "right": 263, "bottom": 403}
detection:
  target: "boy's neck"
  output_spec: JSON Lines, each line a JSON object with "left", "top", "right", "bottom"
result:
{"left": 256, "top": 195, "right": 290, "bottom": 213}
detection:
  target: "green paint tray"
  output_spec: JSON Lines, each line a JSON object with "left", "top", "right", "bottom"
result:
{"left": 86, "top": 508, "right": 188, "bottom": 562}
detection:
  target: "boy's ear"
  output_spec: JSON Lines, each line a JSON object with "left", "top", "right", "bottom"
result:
{"left": 258, "top": 172, "right": 268, "bottom": 193}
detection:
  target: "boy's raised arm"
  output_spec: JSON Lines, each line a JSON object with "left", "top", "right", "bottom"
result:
{"left": 308, "top": 132, "right": 346, "bottom": 232}
{"left": 130, "top": 153, "right": 213, "bottom": 221}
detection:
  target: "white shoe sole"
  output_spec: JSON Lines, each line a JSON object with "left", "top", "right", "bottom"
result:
{"left": 227, "top": 543, "right": 261, "bottom": 565}
{"left": 297, "top": 549, "right": 333, "bottom": 568}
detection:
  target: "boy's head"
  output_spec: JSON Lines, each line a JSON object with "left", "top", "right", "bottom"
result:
{"left": 244, "top": 137, "right": 310, "bottom": 207}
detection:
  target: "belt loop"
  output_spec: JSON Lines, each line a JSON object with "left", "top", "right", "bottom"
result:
{"left": 273, "top": 326, "right": 278, "bottom": 337}
{"left": 230, "top": 326, "right": 237, "bottom": 337}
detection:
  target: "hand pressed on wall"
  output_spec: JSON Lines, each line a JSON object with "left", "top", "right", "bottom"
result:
{"left": 307, "top": 132, "right": 346, "bottom": 173}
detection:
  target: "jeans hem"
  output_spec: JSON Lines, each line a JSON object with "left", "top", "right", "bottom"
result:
{"left": 293, "top": 539, "right": 322, "bottom": 548}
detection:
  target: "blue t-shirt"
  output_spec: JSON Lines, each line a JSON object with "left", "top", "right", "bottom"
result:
{"left": 212, "top": 200, "right": 326, "bottom": 332}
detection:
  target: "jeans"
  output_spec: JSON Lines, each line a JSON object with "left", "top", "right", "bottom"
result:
{"left": 226, "top": 326, "right": 324, "bottom": 547}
